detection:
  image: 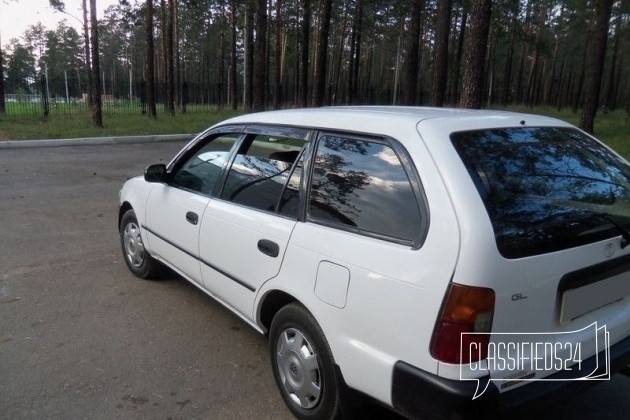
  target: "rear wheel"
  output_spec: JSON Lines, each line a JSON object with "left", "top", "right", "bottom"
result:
{"left": 120, "top": 209, "right": 160, "bottom": 279}
{"left": 269, "top": 303, "right": 341, "bottom": 419}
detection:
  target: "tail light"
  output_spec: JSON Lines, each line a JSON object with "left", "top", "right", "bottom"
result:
{"left": 430, "top": 283, "right": 495, "bottom": 364}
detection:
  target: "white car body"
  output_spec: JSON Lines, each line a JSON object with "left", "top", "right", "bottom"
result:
{"left": 119, "top": 107, "right": 630, "bottom": 418}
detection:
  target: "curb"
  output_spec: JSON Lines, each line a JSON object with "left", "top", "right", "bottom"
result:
{"left": 0, "top": 134, "right": 195, "bottom": 149}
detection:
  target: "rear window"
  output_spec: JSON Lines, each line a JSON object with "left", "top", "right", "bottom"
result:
{"left": 451, "top": 127, "right": 630, "bottom": 259}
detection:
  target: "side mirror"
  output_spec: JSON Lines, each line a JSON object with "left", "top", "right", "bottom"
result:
{"left": 144, "top": 164, "right": 167, "bottom": 183}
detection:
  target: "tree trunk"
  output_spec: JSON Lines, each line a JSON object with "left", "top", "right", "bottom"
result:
{"left": 515, "top": 0, "right": 532, "bottom": 104}
{"left": 174, "top": 0, "right": 181, "bottom": 110}
{"left": 346, "top": 0, "right": 363, "bottom": 104}
{"left": 579, "top": 0, "right": 613, "bottom": 134}
{"left": 230, "top": 0, "right": 238, "bottom": 110}
{"left": 402, "top": 0, "right": 423, "bottom": 105}
{"left": 459, "top": 0, "right": 492, "bottom": 109}
{"left": 0, "top": 36, "right": 5, "bottom": 115}
{"left": 572, "top": 21, "right": 593, "bottom": 113}
{"left": 430, "top": 0, "right": 451, "bottom": 106}
{"left": 331, "top": 9, "right": 348, "bottom": 104}
{"left": 82, "top": 0, "right": 93, "bottom": 114}
{"left": 160, "top": 0, "right": 167, "bottom": 107}
{"left": 525, "top": 1, "right": 548, "bottom": 107}
{"left": 273, "top": 0, "right": 283, "bottom": 109}
{"left": 501, "top": 2, "right": 519, "bottom": 105}
{"left": 244, "top": 0, "right": 255, "bottom": 111}
{"left": 89, "top": 0, "right": 102, "bottom": 127}
{"left": 545, "top": 33, "right": 560, "bottom": 106}
{"left": 145, "top": 0, "right": 157, "bottom": 118}
{"left": 299, "top": 0, "right": 311, "bottom": 107}
{"left": 604, "top": 9, "right": 621, "bottom": 110}
{"left": 166, "top": 0, "right": 175, "bottom": 115}
{"left": 218, "top": 3, "right": 226, "bottom": 110}
{"left": 313, "top": 0, "right": 332, "bottom": 107}
{"left": 450, "top": 5, "right": 467, "bottom": 105}
{"left": 486, "top": 28, "right": 496, "bottom": 105}
{"left": 253, "top": 0, "right": 267, "bottom": 111}
{"left": 559, "top": 66, "right": 573, "bottom": 110}
{"left": 553, "top": 54, "right": 566, "bottom": 108}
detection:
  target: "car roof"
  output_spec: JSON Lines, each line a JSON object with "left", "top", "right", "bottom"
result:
{"left": 218, "top": 106, "right": 558, "bottom": 126}
{"left": 215, "top": 106, "right": 568, "bottom": 133}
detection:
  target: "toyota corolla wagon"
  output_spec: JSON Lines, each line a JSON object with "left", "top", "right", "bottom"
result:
{"left": 118, "top": 107, "right": 630, "bottom": 419}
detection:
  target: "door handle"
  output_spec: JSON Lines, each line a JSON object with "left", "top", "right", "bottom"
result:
{"left": 186, "top": 211, "right": 199, "bottom": 225}
{"left": 257, "top": 239, "right": 280, "bottom": 258}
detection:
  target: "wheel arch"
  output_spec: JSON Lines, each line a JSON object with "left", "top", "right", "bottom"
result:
{"left": 118, "top": 202, "right": 133, "bottom": 232}
{"left": 258, "top": 289, "right": 298, "bottom": 334}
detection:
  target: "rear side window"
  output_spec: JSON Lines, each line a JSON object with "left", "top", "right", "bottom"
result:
{"left": 221, "top": 134, "right": 305, "bottom": 214}
{"left": 452, "top": 127, "right": 630, "bottom": 258}
{"left": 308, "top": 135, "right": 422, "bottom": 245}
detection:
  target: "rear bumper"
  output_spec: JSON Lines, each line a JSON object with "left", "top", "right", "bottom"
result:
{"left": 391, "top": 334, "right": 630, "bottom": 419}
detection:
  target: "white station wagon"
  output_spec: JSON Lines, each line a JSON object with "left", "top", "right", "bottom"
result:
{"left": 119, "top": 107, "right": 630, "bottom": 419}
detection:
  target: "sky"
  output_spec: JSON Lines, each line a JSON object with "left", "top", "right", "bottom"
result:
{"left": 0, "top": 0, "right": 121, "bottom": 46}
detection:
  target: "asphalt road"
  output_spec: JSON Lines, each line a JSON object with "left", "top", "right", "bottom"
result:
{"left": 1, "top": 141, "right": 628, "bottom": 420}
{"left": 0, "top": 141, "right": 294, "bottom": 420}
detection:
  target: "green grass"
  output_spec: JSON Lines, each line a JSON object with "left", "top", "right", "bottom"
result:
{"left": 0, "top": 107, "right": 243, "bottom": 140}
{"left": 590, "top": 111, "right": 630, "bottom": 159}
{"left": 501, "top": 106, "right": 630, "bottom": 158}
{"left": 1, "top": 105, "right": 628, "bottom": 158}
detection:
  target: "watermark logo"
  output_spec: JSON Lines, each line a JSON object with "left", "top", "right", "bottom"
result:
{"left": 460, "top": 322, "right": 610, "bottom": 399}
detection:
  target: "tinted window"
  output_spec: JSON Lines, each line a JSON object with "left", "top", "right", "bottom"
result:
{"left": 171, "top": 134, "right": 239, "bottom": 194}
{"left": 308, "top": 135, "right": 422, "bottom": 243}
{"left": 452, "top": 127, "right": 630, "bottom": 258}
{"left": 221, "top": 134, "right": 305, "bottom": 213}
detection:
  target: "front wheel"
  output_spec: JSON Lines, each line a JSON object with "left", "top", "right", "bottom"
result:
{"left": 120, "top": 209, "right": 160, "bottom": 279}
{"left": 269, "top": 303, "right": 341, "bottom": 419}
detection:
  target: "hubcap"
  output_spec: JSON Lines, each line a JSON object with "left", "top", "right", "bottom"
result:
{"left": 123, "top": 221, "right": 145, "bottom": 268}
{"left": 276, "top": 328, "right": 322, "bottom": 409}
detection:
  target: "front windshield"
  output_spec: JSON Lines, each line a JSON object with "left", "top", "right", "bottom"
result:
{"left": 451, "top": 127, "right": 630, "bottom": 259}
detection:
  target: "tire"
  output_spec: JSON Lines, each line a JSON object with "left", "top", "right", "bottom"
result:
{"left": 119, "top": 209, "right": 160, "bottom": 279}
{"left": 269, "top": 303, "right": 342, "bottom": 420}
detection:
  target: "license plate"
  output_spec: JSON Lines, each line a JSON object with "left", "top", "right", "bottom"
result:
{"left": 560, "top": 271, "right": 630, "bottom": 323}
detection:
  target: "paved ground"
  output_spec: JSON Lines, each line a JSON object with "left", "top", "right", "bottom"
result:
{"left": 0, "top": 141, "right": 294, "bottom": 419}
{"left": 1, "top": 141, "right": 628, "bottom": 419}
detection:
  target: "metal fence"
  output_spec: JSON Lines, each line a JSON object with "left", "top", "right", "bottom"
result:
{"left": 2, "top": 69, "right": 403, "bottom": 118}
{"left": 2, "top": 76, "right": 241, "bottom": 117}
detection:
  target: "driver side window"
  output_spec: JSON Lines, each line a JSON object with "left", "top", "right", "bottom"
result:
{"left": 171, "top": 133, "right": 240, "bottom": 195}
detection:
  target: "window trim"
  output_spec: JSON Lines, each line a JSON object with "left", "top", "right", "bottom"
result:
{"left": 166, "top": 124, "right": 246, "bottom": 173}
{"left": 273, "top": 146, "right": 307, "bottom": 216}
{"left": 240, "top": 124, "right": 311, "bottom": 141}
{"left": 305, "top": 131, "right": 429, "bottom": 249}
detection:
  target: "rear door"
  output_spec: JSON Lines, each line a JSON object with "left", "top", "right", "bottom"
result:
{"left": 198, "top": 127, "right": 310, "bottom": 320}
{"left": 279, "top": 131, "right": 457, "bottom": 402}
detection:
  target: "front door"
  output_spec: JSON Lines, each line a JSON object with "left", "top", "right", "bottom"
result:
{"left": 145, "top": 187, "right": 209, "bottom": 283}
{"left": 144, "top": 132, "right": 242, "bottom": 284}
